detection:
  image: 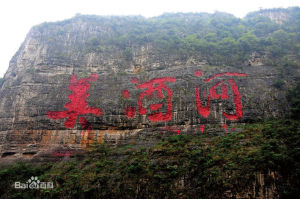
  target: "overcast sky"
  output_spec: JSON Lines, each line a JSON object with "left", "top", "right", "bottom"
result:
{"left": 0, "top": 0, "right": 299, "bottom": 77}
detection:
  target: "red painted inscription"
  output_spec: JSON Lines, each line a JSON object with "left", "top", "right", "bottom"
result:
{"left": 47, "top": 74, "right": 102, "bottom": 129}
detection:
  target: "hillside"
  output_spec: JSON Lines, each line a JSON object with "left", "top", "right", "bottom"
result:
{"left": 0, "top": 7, "right": 299, "bottom": 198}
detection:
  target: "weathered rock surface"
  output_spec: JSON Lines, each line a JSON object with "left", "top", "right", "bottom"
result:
{"left": 0, "top": 15, "right": 295, "bottom": 163}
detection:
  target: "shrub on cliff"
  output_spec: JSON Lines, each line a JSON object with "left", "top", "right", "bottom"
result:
{"left": 0, "top": 120, "right": 299, "bottom": 198}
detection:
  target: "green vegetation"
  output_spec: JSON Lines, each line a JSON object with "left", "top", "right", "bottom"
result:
{"left": 287, "top": 79, "right": 300, "bottom": 120}
{"left": 36, "top": 7, "right": 300, "bottom": 69}
{"left": 86, "top": 36, "right": 105, "bottom": 52}
{"left": 123, "top": 47, "right": 133, "bottom": 61}
{"left": 1, "top": 120, "right": 299, "bottom": 198}
{"left": 272, "top": 79, "right": 285, "bottom": 89}
{"left": 75, "top": 7, "right": 300, "bottom": 67}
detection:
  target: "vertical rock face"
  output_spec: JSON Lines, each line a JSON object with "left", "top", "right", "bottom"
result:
{"left": 0, "top": 14, "right": 294, "bottom": 163}
{"left": 258, "top": 10, "right": 290, "bottom": 24}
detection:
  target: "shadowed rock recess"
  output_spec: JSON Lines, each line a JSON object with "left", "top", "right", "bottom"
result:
{"left": 0, "top": 10, "right": 298, "bottom": 164}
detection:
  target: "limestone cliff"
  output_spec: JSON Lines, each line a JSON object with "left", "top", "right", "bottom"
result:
{"left": 0, "top": 12, "right": 298, "bottom": 163}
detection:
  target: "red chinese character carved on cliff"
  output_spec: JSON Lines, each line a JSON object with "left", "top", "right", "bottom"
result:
{"left": 194, "top": 71, "right": 247, "bottom": 121}
{"left": 47, "top": 74, "right": 102, "bottom": 129}
{"left": 123, "top": 77, "right": 176, "bottom": 121}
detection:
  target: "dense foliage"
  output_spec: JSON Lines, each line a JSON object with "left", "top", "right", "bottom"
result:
{"left": 287, "top": 79, "right": 300, "bottom": 120}
{"left": 37, "top": 7, "right": 300, "bottom": 67}
{"left": 1, "top": 120, "right": 299, "bottom": 198}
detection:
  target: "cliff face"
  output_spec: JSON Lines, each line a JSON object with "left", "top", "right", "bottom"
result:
{"left": 0, "top": 14, "right": 295, "bottom": 163}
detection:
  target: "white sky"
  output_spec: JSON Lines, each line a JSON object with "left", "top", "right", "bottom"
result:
{"left": 0, "top": 0, "right": 299, "bottom": 77}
